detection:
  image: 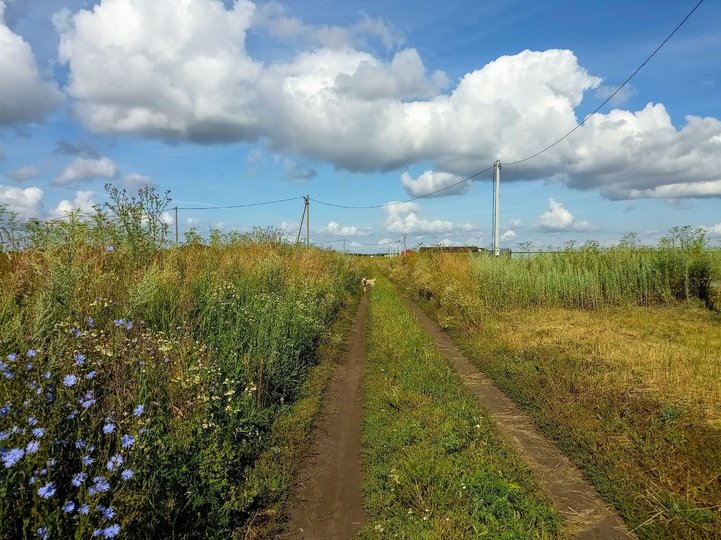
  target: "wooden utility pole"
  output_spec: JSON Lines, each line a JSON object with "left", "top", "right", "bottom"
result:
{"left": 296, "top": 195, "right": 310, "bottom": 246}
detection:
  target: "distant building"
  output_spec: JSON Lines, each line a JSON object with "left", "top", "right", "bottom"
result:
{"left": 418, "top": 246, "right": 485, "bottom": 254}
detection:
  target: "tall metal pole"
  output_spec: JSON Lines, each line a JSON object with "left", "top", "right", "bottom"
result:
{"left": 305, "top": 195, "right": 310, "bottom": 246}
{"left": 492, "top": 160, "right": 501, "bottom": 256}
{"left": 174, "top": 206, "right": 179, "bottom": 245}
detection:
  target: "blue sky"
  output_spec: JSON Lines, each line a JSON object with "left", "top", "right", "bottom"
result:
{"left": 1, "top": 0, "right": 720, "bottom": 252}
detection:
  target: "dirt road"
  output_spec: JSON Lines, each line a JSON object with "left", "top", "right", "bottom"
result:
{"left": 280, "top": 295, "right": 368, "bottom": 539}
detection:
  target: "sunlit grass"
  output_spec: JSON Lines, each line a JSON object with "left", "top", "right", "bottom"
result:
{"left": 360, "top": 276, "right": 562, "bottom": 538}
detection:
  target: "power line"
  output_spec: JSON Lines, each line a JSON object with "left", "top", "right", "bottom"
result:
{"left": 504, "top": 0, "right": 705, "bottom": 167}
{"left": 176, "top": 196, "right": 303, "bottom": 210}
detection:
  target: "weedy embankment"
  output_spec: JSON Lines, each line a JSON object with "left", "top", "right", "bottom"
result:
{"left": 360, "top": 275, "right": 562, "bottom": 538}
{"left": 389, "top": 237, "right": 721, "bottom": 540}
{"left": 0, "top": 189, "right": 359, "bottom": 539}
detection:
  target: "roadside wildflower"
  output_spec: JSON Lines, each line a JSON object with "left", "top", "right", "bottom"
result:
{"left": 27, "top": 349, "right": 37, "bottom": 358}
{"left": 102, "top": 421, "right": 115, "bottom": 434}
{"left": 120, "top": 434, "right": 134, "bottom": 449}
{"left": 88, "top": 317, "right": 95, "bottom": 327}
{"left": 32, "top": 427, "right": 45, "bottom": 438}
{"left": 63, "top": 374, "right": 78, "bottom": 387}
{"left": 37, "top": 482, "right": 56, "bottom": 499}
{"left": 88, "top": 476, "right": 110, "bottom": 495}
{"left": 75, "top": 439, "right": 86, "bottom": 449}
{"left": 97, "top": 504, "right": 115, "bottom": 520}
{"left": 106, "top": 454, "right": 123, "bottom": 472}
{"left": 26, "top": 440, "right": 40, "bottom": 455}
{"left": 86, "top": 371, "right": 97, "bottom": 380}
{"left": 36, "top": 527, "right": 49, "bottom": 540}
{"left": 2, "top": 448, "right": 24, "bottom": 468}
{"left": 6, "top": 353, "right": 17, "bottom": 361}
{"left": 62, "top": 500, "right": 75, "bottom": 513}
{"left": 125, "top": 321, "right": 133, "bottom": 330}
{"left": 82, "top": 454, "right": 94, "bottom": 466}
{"left": 71, "top": 472, "right": 87, "bottom": 487}
{"left": 74, "top": 353, "right": 86, "bottom": 365}
{"left": 121, "top": 469, "right": 133, "bottom": 481}
{"left": 28, "top": 416, "right": 38, "bottom": 426}
{"left": 133, "top": 404, "right": 144, "bottom": 417}
{"left": 106, "top": 245, "right": 114, "bottom": 252}
{"left": 42, "top": 371, "right": 52, "bottom": 379}
{"left": 103, "top": 524, "right": 120, "bottom": 538}
{"left": 78, "top": 503, "right": 90, "bottom": 515}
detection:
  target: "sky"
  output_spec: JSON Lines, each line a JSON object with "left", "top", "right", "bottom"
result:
{"left": 1, "top": 0, "right": 720, "bottom": 252}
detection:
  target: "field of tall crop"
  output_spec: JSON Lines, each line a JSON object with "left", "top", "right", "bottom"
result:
{"left": 389, "top": 233, "right": 721, "bottom": 539}
{"left": 0, "top": 189, "right": 358, "bottom": 539}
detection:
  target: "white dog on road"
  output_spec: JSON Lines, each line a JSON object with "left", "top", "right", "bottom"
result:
{"left": 361, "top": 277, "right": 376, "bottom": 292}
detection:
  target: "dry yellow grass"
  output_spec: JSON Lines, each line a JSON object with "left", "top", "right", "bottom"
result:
{"left": 496, "top": 305, "right": 721, "bottom": 427}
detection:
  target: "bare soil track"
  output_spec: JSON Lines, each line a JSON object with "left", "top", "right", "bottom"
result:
{"left": 280, "top": 295, "right": 368, "bottom": 539}
{"left": 400, "top": 293, "right": 635, "bottom": 539}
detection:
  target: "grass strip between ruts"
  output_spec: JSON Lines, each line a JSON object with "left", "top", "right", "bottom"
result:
{"left": 359, "top": 276, "right": 563, "bottom": 539}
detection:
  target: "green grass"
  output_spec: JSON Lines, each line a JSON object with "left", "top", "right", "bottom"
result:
{"left": 388, "top": 252, "right": 721, "bottom": 539}
{"left": 359, "top": 276, "right": 562, "bottom": 539}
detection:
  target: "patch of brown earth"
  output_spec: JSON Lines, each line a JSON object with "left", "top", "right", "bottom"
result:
{"left": 279, "top": 294, "right": 368, "bottom": 539}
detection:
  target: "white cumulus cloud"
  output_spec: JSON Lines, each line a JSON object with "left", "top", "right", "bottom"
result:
{"left": 536, "top": 198, "right": 594, "bottom": 232}
{"left": 0, "top": 1, "right": 62, "bottom": 125}
{"left": 55, "top": 157, "right": 119, "bottom": 186}
{"left": 401, "top": 170, "right": 468, "bottom": 198}
{"left": 53, "top": 0, "right": 721, "bottom": 201}
{"left": 49, "top": 190, "right": 96, "bottom": 219}
{"left": 383, "top": 201, "right": 474, "bottom": 234}
{"left": 0, "top": 184, "right": 43, "bottom": 220}
{"left": 321, "top": 221, "right": 371, "bottom": 237}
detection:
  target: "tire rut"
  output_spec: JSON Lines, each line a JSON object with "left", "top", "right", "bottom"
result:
{"left": 279, "top": 294, "right": 368, "bottom": 539}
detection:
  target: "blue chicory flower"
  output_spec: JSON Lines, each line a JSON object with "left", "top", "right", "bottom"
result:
{"left": 42, "top": 371, "right": 52, "bottom": 379}
{"left": 88, "top": 476, "right": 110, "bottom": 495}
{"left": 27, "top": 349, "right": 37, "bottom": 358}
{"left": 74, "top": 353, "right": 86, "bottom": 365}
{"left": 62, "top": 500, "right": 75, "bottom": 513}
{"left": 27, "top": 416, "right": 38, "bottom": 426}
{"left": 6, "top": 353, "right": 17, "bottom": 361}
{"left": 97, "top": 504, "right": 115, "bottom": 520}
{"left": 121, "top": 469, "right": 134, "bottom": 481}
{"left": 102, "top": 524, "right": 120, "bottom": 538}
{"left": 2, "top": 448, "right": 24, "bottom": 468}
{"left": 82, "top": 455, "right": 94, "bottom": 466}
{"left": 78, "top": 503, "right": 90, "bottom": 515}
{"left": 36, "top": 527, "right": 48, "bottom": 540}
{"left": 102, "top": 422, "right": 115, "bottom": 434}
{"left": 37, "top": 481, "right": 56, "bottom": 499}
{"left": 86, "top": 371, "right": 97, "bottom": 380}
{"left": 26, "top": 440, "right": 40, "bottom": 454}
{"left": 87, "top": 317, "right": 94, "bottom": 327}
{"left": 133, "top": 404, "right": 144, "bottom": 417}
{"left": 63, "top": 374, "right": 78, "bottom": 387}
{"left": 71, "top": 472, "right": 87, "bottom": 487}
{"left": 32, "top": 427, "right": 45, "bottom": 438}
{"left": 106, "top": 454, "right": 123, "bottom": 472}
{"left": 120, "top": 434, "right": 134, "bottom": 449}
